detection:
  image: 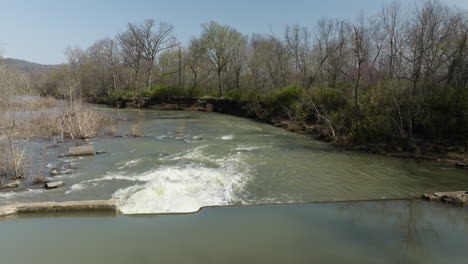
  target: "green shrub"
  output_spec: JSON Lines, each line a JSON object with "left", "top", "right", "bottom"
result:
{"left": 268, "top": 85, "right": 304, "bottom": 108}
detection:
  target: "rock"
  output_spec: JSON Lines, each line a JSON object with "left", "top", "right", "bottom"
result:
{"left": 50, "top": 168, "right": 60, "bottom": 176}
{"left": 456, "top": 162, "right": 468, "bottom": 168}
{"left": 193, "top": 136, "right": 204, "bottom": 140}
{"left": 422, "top": 191, "right": 468, "bottom": 205}
{"left": 95, "top": 150, "right": 108, "bottom": 155}
{"left": 69, "top": 145, "right": 95, "bottom": 156}
{"left": 442, "top": 194, "right": 468, "bottom": 205}
{"left": 45, "top": 181, "right": 64, "bottom": 189}
{"left": 58, "top": 153, "right": 71, "bottom": 158}
{"left": 0, "top": 180, "right": 20, "bottom": 189}
{"left": 32, "top": 176, "right": 53, "bottom": 184}
{"left": 62, "top": 163, "right": 77, "bottom": 170}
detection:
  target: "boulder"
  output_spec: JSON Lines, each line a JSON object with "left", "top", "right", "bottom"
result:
{"left": 32, "top": 176, "right": 53, "bottom": 184}
{"left": 45, "top": 181, "right": 64, "bottom": 189}
{"left": 50, "top": 168, "right": 60, "bottom": 176}
{"left": 69, "top": 145, "right": 95, "bottom": 156}
{"left": 95, "top": 150, "right": 108, "bottom": 155}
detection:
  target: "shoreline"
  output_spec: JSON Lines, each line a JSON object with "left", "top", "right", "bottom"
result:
{"left": 1, "top": 196, "right": 466, "bottom": 219}
{"left": 105, "top": 97, "right": 468, "bottom": 168}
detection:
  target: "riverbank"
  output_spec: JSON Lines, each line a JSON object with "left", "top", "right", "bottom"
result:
{"left": 105, "top": 97, "right": 468, "bottom": 168}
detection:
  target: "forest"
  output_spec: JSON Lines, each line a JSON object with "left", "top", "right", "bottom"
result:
{"left": 13, "top": 0, "right": 468, "bottom": 154}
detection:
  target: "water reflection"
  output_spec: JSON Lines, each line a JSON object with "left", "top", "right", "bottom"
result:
{"left": 0, "top": 200, "right": 467, "bottom": 264}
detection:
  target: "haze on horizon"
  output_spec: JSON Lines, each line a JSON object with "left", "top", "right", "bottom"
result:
{"left": 1, "top": 0, "right": 467, "bottom": 65}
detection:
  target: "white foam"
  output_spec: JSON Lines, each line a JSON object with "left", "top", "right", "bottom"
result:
{"left": 117, "top": 159, "right": 143, "bottom": 169}
{"left": 221, "top": 135, "right": 234, "bottom": 140}
{"left": 112, "top": 148, "right": 250, "bottom": 214}
{"left": 65, "top": 183, "right": 86, "bottom": 194}
{"left": 0, "top": 189, "right": 45, "bottom": 199}
{"left": 235, "top": 145, "right": 266, "bottom": 151}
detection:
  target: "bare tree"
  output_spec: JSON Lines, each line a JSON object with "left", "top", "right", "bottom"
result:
{"left": 129, "top": 19, "right": 178, "bottom": 89}
{"left": 118, "top": 28, "right": 144, "bottom": 90}
{"left": 199, "top": 21, "right": 247, "bottom": 96}
{"left": 285, "top": 25, "right": 313, "bottom": 88}
{"left": 64, "top": 47, "right": 84, "bottom": 106}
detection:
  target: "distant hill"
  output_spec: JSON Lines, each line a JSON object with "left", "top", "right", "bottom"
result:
{"left": 1, "top": 58, "right": 59, "bottom": 74}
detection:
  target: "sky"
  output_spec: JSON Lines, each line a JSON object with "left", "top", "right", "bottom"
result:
{"left": 1, "top": 0, "right": 467, "bottom": 65}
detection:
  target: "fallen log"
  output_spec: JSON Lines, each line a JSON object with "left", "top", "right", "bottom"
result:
{"left": 69, "top": 145, "right": 95, "bottom": 156}
{"left": 45, "top": 181, "right": 64, "bottom": 189}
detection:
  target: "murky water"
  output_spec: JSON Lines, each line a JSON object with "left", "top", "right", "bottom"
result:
{"left": 1, "top": 108, "right": 467, "bottom": 213}
{"left": 0, "top": 200, "right": 467, "bottom": 264}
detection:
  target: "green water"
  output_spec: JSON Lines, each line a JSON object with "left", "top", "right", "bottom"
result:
{"left": 0, "top": 200, "right": 467, "bottom": 263}
{"left": 1, "top": 109, "right": 467, "bottom": 213}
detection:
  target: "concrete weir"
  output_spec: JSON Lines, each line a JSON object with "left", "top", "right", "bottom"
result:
{"left": 0, "top": 200, "right": 119, "bottom": 218}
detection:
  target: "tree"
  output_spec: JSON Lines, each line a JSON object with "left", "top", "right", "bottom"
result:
{"left": 199, "top": 21, "right": 246, "bottom": 96}
{"left": 118, "top": 28, "right": 144, "bottom": 90}
{"left": 285, "top": 25, "right": 313, "bottom": 88}
{"left": 88, "top": 38, "right": 120, "bottom": 95}
{"left": 64, "top": 46, "right": 84, "bottom": 106}
{"left": 129, "top": 19, "right": 178, "bottom": 89}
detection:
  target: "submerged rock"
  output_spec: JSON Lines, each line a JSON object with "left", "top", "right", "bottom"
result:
{"left": 456, "top": 162, "right": 468, "bottom": 168}
{"left": 45, "top": 181, "right": 64, "bottom": 189}
{"left": 62, "top": 163, "right": 77, "bottom": 170}
{"left": 96, "top": 150, "right": 108, "bottom": 155}
{"left": 58, "top": 153, "right": 71, "bottom": 158}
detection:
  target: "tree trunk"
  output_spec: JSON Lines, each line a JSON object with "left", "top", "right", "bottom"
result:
{"left": 218, "top": 70, "right": 222, "bottom": 97}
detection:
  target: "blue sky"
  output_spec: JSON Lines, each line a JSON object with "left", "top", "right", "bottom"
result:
{"left": 1, "top": 0, "right": 467, "bottom": 64}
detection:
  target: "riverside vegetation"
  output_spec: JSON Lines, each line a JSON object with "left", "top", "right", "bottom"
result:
{"left": 1, "top": 0, "right": 467, "bottom": 185}
{"left": 35, "top": 0, "right": 468, "bottom": 164}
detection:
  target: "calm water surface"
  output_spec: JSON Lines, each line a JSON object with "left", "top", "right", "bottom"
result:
{"left": 0, "top": 200, "right": 467, "bottom": 264}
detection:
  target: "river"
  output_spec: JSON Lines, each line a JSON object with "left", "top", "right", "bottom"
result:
{"left": 1, "top": 200, "right": 468, "bottom": 263}
{"left": 1, "top": 107, "right": 466, "bottom": 214}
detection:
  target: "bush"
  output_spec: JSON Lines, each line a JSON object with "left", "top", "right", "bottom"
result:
{"left": 349, "top": 115, "right": 394, "bottom": 144}
{"left": 268, "top": 85, "right": 304, "bottom": 108}
{"left": 419, "top": 86, "right": 468, "bottom": 141}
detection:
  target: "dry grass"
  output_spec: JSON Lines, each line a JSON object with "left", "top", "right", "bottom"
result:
{"left": 0, "top": 142, "right": 27, "bottom": 179}
{"left": 29, "top": 96, "right": 59, "bottom": 109}
{"left": 3, "top": 96, "right": 59, "bottom": 111}
{"left": 102, "top": 117, "right": 117, "bottom": 136}
{"left": 29, "top": 112, "right": 63, "bottom": 137}
{"left": 131, "top": 123, "right": 144, "bottom": 137}
{"left": 176, "top": 121, "right": 185, "bottom": 138}
{"left": 0, "top": 111, "right": 31, "bottom": 179}
{"left": 61, "top": 103, "right": 104, "bottom": 139}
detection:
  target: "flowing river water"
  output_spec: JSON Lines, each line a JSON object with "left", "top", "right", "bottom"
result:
{"left": 1, "top": 106, "right": 468, "bottom": 263}
{"left": 1, "top": 107, "right": 467, "bottom": 213}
